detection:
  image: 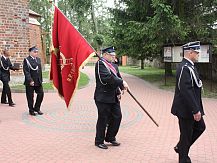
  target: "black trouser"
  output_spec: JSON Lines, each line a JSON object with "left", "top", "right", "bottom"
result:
{"left": 177, "top": 117, "right": 206, "bottom": 163}
{"left": 25, "top": 85, "right": 44, "bottom": 113}
{"left": 1, "top": 81, "right": 13, "bottom": 104}
{"left": 95, "top": 101, "right": 122, "bottom": 144}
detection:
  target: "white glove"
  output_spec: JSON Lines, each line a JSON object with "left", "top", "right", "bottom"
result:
{"left": 193, "top": 111, "right": 201, "bottom": 122}
{"left": 30, "top": 81, "right": 34, "bottom": 86}
{"left": 123, "top": 80, "right": 129, "bottom": 91}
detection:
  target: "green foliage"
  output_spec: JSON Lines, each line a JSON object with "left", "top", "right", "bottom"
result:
{"left": 94, "top": 34, "right": 104, "bottom": 46}
{"left": 41, "top": 70, "right": 89, "bottom": 89}
{"left": 93, "top": 34, "right": 104, "bottom": 50}
{"left": 148, "top": 0, "right": 187, "bottom": 43}
{"left": 53, "top": 0, "right": 114, "bottom": 50}
{"left": 11, "top": 71, "right": 89, "bottom": 91}
{"left": 111, "top": 0, "right": 153, "bottom": 60}
{"left": 29, "top": 0, "right": 53, "bottom": 57}
{"left": 29, "top": 0, "right": 217, "bottom": 61}
{"left": 119, "top": 66, "right": 217, "bottom": 98}
{"left": 111, "top": 0, "right": 217, "bottom": 62}
{"left": 29, "top": 0, "right": 108, "bottom": 53}
{"left": 78, "top": 71, "right": 90, "bottom": 88}
{"left": 119, "top": 66, "right": 166, "bottom": 83}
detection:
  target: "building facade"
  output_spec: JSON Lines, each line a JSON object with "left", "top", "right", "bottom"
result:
{"left": 29, "top": 9, "right": 46, "bottom": 66}
{"left": 0, "top": 0, "right": 29, "bottom": 64}
{"left": 0, "top": 0, "right": 45, "bottom": 71}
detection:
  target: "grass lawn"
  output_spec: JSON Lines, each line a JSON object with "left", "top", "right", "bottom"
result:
{"left": 11, "top": 71, "right": 89, "bottom": 91}
{"left": 11, "top": 66, "right": 216, "bottom": 99}
{"left": 119, "top": 66, "right": 217, "bottom": 99}
{"left": 42, "top": 71, "right": 89, "bottom": 90}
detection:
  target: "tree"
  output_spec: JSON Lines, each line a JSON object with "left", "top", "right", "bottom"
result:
{"left": 111, "top": 0, "right": 217, "bottom": 70}
{"left": 147, "top": 0, "right": 187, "bottom": 75}
{"left": 111, "top": 0, "right": 154, "bottom": 69}
{"left": 111, "top": 0, "right": 186, "bottom": 69}
{"left": 30, "top": 0, "right": 217, "bottom": 67}
{"left": 29, "top": 0, "right": 53, "bottom": 57}
{"left": 57, "top": 0, "right": 112, "bottom": 49}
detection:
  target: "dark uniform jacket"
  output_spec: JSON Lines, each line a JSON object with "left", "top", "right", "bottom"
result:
{"left": 23, "top": 56, "right": 43, "bottom": 86}
{"left": 94, "top": 58, "right": 123, "bottom": 103}
{"left": 0, "top": 56, "right": 1, "bottom": 81}
{"left": 0, "top": 56, "right": 17, "bottom": 82}
{"left": 171, "top": 58, "right": 204, "bottom": 119}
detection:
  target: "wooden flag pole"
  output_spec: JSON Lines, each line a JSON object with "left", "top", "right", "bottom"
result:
{"left": 127, "top": 90, "right": 159, "bottom": 127}
{"left": 95, "top": 53, "right": 159, "bottom": 127}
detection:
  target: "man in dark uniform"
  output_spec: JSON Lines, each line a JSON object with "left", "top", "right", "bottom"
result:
{"left": 0, "top": 49, "right": 19, "bottom": 107}
{"left": 94, "top": 46, "right": 129, "bottom": 149}
{"left": 171, "top": 41, "right": 206, "bottom": 163}
{"left": 23, "top": 46, "right": 44, "bottom": 116}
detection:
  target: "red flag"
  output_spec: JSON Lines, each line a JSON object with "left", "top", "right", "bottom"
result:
{"left": 50, "top": 6, "right": 95, "bottom": 108}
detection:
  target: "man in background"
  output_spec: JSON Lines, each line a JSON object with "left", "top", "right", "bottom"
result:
{"left": 0, "top": 49, "right": 19, "bottom": 107}
{"left": 23, "top": 46, "right": 44, "bottom": 116}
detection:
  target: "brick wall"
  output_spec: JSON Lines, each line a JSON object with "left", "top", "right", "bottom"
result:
{"left": 29, "top": 23, "right": 46, "bottom": 66}
{"left": 0, "top": 0, "right": 30, "bottom": 67}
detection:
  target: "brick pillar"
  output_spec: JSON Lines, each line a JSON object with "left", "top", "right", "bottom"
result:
{"left": 122, "top": 56, "right": 127, "bottom": 66}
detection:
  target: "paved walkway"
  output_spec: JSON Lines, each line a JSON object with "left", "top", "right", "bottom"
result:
{"left": 0, "top": 66, "right": 217, "bottom": 163}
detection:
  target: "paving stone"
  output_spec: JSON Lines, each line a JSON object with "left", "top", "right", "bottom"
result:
{"left": 0, "top": 66, "right": 216, "bottom": 162}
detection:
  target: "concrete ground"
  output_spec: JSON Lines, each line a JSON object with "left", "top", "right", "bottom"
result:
{"left": 0, "top": 66, "right": 217, "bottom": 163}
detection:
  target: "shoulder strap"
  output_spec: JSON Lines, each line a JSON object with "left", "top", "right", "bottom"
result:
{"left": 97, "top": 60, "right": 107, "bottom": 85}
{"left": 100, "top": 59, "right": 117, "bottom": 77}
{"left": 25, "top": 58, "right": 38, "bottom": 71}
{"left": 100, "top": 60, "right": 111, "bottom": 74}
{"left": 178, "top": 63, "right": 202, "bottom": 90}
{"left": 0, "top": 57, "right": 9, "bottom": 70}
{"left": 187, "top": 66, "right": 203, "bottom": 88}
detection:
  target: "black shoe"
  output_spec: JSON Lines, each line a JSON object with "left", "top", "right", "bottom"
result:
{"left": 95, "top": 143, "right": 108, "bottom": 149}
{"left": 29, "top": 112, "right": 36, "bottom": 116}
{"left": 37, "top": 111, "right": 43, "bottom": 115}
{"left": 186, "top": 156, "right": 191, "bottom": 163}
{"left": 175, "top": 146, "right": 191, "bottom": 163}
{"left": 9, "top": 102, "right": 15, "bottom": 107}
{"left": 174, "top": 146, "right": 179, "bottom": 153}
{"left": 106, "top": 140, "right": 121, "bottom": 146}
{"left": 1, "top": 101, "right": 9, "bottom": 104}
